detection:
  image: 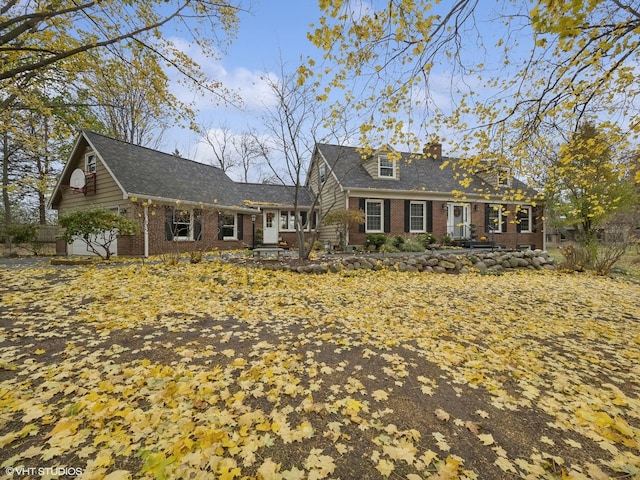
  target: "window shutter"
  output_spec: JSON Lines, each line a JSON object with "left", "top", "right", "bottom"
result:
{"left": 426, "top": 201, "right": 433, "bottom": 232}
{"left": 502, "top": 204, "right": 508, "bottom": 233}
{"left": 237, "top": 214, "right": 243, "bottom": 240}
{"left": 359, "top": 198, "right": 365, "bottom": 233}
{"left": 516, "top": 209, "right": 522, "bottom": 233}
{"left": 165, "top": 206, "right": 174, "bottom": 241}
{"left": 404, "top": 200, "right": 410, "bottom": 233}
{"left": 194, "top": 210, "right": 202, "bottom": 240}
{"left": 484, "top": 204, "right": 491, "bottom": 233}
{"left": 384, "top": 199, "right": 391, "bottom": 233}
{"left": 217, "top": 213, "right": 224, "bottom": 240}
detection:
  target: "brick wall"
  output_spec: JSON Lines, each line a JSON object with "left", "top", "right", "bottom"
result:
{"left": 346, "top": 197, "right": 544, "bottom": 250}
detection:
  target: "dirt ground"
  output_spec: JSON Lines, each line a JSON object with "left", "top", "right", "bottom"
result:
{"left": 0, "top": 259, "right": 639, "bottom": 479}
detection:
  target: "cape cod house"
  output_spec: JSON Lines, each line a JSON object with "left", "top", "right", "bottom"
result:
{"left": 50, "top": 131, "right": 543, "bottom": 257}
{"left": 48, "top": 130, "right": 313, "bottom": 257}
{"left": 306, "top": 142, "right": 544, "bottom": 250}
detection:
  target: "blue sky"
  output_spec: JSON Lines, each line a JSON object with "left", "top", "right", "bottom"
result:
{"left": 166, "top": 1, "right": 324, "bottom": 164}
{"left": 163, "top": 1, "right": 535, "bottom": 180}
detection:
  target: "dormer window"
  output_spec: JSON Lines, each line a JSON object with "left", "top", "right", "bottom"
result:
{"left": 86, "top": 153, "right": 96, "bottom": 173}
{"left": 378, "top": 157, "right": 396, "bottom": 178}
{"left": 497, "top": 168, "right": 510, "bottom": 187}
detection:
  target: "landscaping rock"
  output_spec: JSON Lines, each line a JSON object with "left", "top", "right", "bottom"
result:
{"left": 239, "top": 249, "right": 557, "bottom": 276}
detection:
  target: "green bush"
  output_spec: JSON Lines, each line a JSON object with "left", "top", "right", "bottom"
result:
{"left": 4, "top": 224, "right": 43, "bottom": 255}
{"left": 391, "top": 235, "right": 405, "bottom": 249}
{"left": 402, "top": 238, "right": 426, "bottom": 252}
{"left": 418, "top": 233, "right": 437, "bottom": 246}
{"left": 440, "top": 234, "right": 452, "bottom": 246}
{"left": 365, "top": 233, "right": 387, "bottom": 250}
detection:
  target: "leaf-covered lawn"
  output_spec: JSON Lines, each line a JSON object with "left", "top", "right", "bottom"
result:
{"left": 1, "top": 261, "right": 639, "bottom": 479}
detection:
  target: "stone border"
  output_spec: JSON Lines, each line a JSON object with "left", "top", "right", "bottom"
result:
{"left": 260, "top": 250, "right": 556, "bottom": 274}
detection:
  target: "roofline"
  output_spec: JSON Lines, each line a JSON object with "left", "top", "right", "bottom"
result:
{"left": 126, "top": 193, "right": 259, "bottom": 213}
{"left": 47, "top": 132, "right": 94, "bottom": 209}
{"left": 345, "top": 188, "right": 541, "bottom": 203}
{"left": 84, "top": 132, "right": 128, "bottom": 197}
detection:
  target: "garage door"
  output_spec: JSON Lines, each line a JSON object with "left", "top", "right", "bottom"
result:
{"left": 69, "top": 232, "right": 117, "bottom": 257}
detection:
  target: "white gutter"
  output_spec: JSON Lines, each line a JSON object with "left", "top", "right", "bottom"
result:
{"left": 123, "top": 193, "right": 258, "bottom": 214}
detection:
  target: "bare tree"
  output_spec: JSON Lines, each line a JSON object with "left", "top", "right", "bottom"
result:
{"left": 260, "top": 64, "right": 356, "bottom": 259}
{"left": 233, "top": 129, "right": 266, "bottom": 183}
{"left": 199, "top": 123, "right": 240, "bottom": 174}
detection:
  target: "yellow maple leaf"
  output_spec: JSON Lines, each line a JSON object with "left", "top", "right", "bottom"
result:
{"left": 371, "top": 389, "right": 389, "bottom": 401}
{"left": 375, "top": 458, "right": 394, "bottom": 477}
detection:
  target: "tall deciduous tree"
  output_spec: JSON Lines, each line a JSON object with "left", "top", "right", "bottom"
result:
{"left": 1, "top": 0, "right": 245, "bottom": 100}
{"left": 306, "top": 1, "right": 640, "bottom": 199}
{"left": 80, "top": 45, "right": 192, "bottom": 148}
{"left": 549, "top": 122, "right": 635, "bottom": 241}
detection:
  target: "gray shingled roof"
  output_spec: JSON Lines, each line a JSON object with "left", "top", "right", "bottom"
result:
{"left": 77, "top": 131, "right": 316, "bottom": 208}
{"left": 316, "top": 143, "right": 533, "bottom": 195}
{"left": 83, "top": 130, "right": 248, "bottom": 207}
{"left": 239, "top": 182, "right": 313, "bottom": 207}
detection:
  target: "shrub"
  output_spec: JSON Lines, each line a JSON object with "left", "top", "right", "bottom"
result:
{"left": 58, "top": 208, "right": 137, "bottom": 260}
{"left": 418, "top": 233, "right": 436, "bottom": 246}
{"left": 391, "top": 235, "right": 405, "bottom": 249}
{"left": 365, "top": 233, "right": 387, "bottom": 251}
{"left": 402, "top": 238, "right": 426, "bottom": 252}
{"left": 440, "top": 234, "right": 452, "bottom": 246}
{"left": 5, "top": 224, "right": 43, "bottom": 255}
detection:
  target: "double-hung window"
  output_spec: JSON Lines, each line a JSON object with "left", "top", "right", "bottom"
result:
{"left": 86, "top": 153, "right": 96, "bottom": 173}
{"left": 280, "top": 210, "right": 311, "bottom": 231}
{"left": 378, "top": 157, "right": 396, "bottom": 178}
{"left": 409, "top": 201, "right": 426, "bottom": 232}
{"left": 166, "top": 208, "right": 202, "bottom": 241}
{"left": 219, "top": 213, "right": 237, "bottom": 240}
{"left": 487, "top": 205, "right": 503, "bottom": 233}
{"left": 365, "top": 200, "right": 383, "bottom": 232}
{"left": 517, "top": 206, "right": 532, "bottom": 233}
{"left": 172, "top": 209, "right": 192, "bottom": 240}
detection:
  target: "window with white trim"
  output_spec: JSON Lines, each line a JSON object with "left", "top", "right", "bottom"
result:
{"left": 378, "top": 157, "right": 396, "bottom": 178}
{"left": 497, "top": 168, "right": 510, "bottom": 187}
{"left": 409, "top": 201, "right": 426, "bottom": 232}
{"left": 86, "top": 153, "right": 96, "bottom": 173}
{"left": 319, "top": 163, "right": 326, "bottom": 185}
{"left": 517, "top": 206, "right": 532, "bottom": 233}
{"left": 365, "top": 200, "right": 383, "bottom": 232}
{"left": 488, "top": 205, "right": 503, "bottom": 233}
{"left": 220, "top": 213, "right": 237, "bottom": 240}
{"left": 173, "top": 209, "right": 193, "bottom": 240}
{"left": 280, "top": 210, "right": 312, "bottom": 231}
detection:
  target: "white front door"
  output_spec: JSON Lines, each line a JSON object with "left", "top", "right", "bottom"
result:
{"left": 263, "top": 210, "right": 279, "bottom": 244}
{"left": 447, "top": 203, "right": 470, "bottom": 239}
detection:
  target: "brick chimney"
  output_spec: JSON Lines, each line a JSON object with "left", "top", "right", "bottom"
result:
{"left": 423, "top": 142, "right": 442, "bottom": 160}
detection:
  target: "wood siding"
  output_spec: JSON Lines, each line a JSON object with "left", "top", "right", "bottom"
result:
{"left": 57, "top": 146, "right": 124, "bottom": 215}
{"left": 308, "top": 152, "right": 346, "bottom": 246}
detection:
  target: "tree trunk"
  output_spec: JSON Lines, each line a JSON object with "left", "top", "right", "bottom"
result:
{"left": 2, "top": 130, "right": 11, "bottom": 226}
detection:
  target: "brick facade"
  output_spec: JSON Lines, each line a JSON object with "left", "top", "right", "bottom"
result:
{"left": 347, "top": 197, "right": 543, "bottom": 250}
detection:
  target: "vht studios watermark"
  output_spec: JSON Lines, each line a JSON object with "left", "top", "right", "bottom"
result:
{"left": 5, "top": 466, "right": 83, "bottom": 477}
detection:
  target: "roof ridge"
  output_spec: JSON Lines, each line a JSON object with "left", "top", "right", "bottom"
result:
{"left": 82, "top": 129, "right": 226, "bottom": 173}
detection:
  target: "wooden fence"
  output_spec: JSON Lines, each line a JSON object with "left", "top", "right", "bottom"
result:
{"left": 0, "top": 224, "right": 61, "bottom": 243}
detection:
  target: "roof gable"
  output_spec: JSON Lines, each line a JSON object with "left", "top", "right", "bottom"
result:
{"left": 83, "top": 131, "right": 245, "bottom": 207}
{"left": 50, "top": 131, "right": 315, "bottom": 210}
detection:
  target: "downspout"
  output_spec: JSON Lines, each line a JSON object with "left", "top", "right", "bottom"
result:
{"left": 542, "top": 208, "right": 547, "bottom": 252}
{"left": 144, "top": 203, "right": 149, "bottom": 258}
{"left": 345, "top": 190, "right": 350, "bottom": 247}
